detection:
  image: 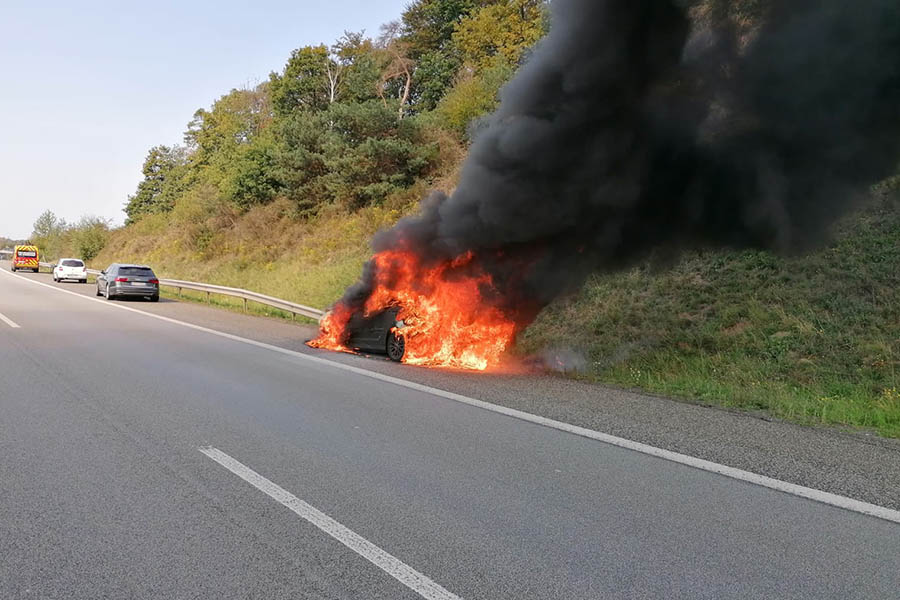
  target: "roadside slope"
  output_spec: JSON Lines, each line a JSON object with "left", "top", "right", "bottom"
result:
{"left": 523, "top": 194, "right": 900, "bottom": 437}
{"left": 89, "top": 193, "right": 900, "bottom": 437}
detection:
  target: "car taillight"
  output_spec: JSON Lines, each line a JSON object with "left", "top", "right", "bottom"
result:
{"left": 149, "top": 279, "right": 159, "bottom": 284}
{"left": 115, "top": 277, "right": 129, "bottom": 282}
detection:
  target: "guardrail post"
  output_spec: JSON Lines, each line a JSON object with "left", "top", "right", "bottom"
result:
{"left": 243, "top": 298, "right": 247, "bottom": 313}
{"left": 206, "top": 291, "right": 210, "bottom": 305}
{"left": 178, "top": 287, "right": 182, "bottom": 299}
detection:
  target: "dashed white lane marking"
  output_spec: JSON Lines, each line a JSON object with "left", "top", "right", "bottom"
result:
{"left": 0, "top": 310, "right": 21, "bottom": 328}
{"left": 4, "top": 267, "right": 900, "bottom": 525}
{"left": 199, "top": 446, "right": 462, "bottom": 600}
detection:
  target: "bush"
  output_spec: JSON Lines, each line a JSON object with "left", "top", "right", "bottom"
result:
{"left": 71, "top": 219, "right": 110, "bottom": 262}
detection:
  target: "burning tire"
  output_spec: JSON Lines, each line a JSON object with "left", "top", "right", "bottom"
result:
{"left": 386, "top": 331, "right": 406, "bottom": 362}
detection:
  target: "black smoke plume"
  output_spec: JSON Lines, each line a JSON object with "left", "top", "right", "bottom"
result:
{"left": 337, "top": 0, "right": 900, "bottom": 329}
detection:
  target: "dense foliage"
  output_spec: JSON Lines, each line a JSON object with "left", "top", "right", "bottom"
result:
{"left": 29, "top": 210, "right": 111, "bottom": 262}
{"left": 123, "top": 0, "right": 549, "bottom": 225}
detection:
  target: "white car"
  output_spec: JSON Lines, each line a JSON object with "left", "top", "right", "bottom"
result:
{"left": 53, "top": 258, "right": 88, "bottom": 283}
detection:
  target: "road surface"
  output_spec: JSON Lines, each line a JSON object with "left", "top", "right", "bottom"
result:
{"left": 1, "top": 266, "right": 898, "bottom": 599}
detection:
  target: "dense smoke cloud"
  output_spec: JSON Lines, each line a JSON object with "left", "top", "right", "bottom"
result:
{"left": 338, "top": 0, "right": 900, "bottom": 327}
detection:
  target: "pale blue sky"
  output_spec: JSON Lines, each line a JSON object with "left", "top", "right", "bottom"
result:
{"left": 0, "top": 0, "right": 410, "bottom": 239}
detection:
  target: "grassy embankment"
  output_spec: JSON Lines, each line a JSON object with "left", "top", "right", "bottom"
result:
{"left": 524, "top": 193, "right": 900, "bottom": 437}
{"left": 91, "top": 189, "right": 422, "bottom": 320}
{"left": 95, "top": 191, "right": 900, "bottom": 437}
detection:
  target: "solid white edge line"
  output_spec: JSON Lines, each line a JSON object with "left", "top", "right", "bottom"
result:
{"left": 199, "top": 446, "right": 462, "bottom": 600}
{"left": 0, "top": 309, "right": 21, "bottom": 328}
{"left": 4, "top": 266, "right": 900, "bottom": 525}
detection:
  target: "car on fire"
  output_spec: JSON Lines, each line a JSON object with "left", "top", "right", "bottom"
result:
{"left": 345, "top": 306, "right": 407, "bottom": 362}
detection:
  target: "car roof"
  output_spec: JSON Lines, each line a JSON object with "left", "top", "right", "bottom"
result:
{"left": 113, "top": 263, "right": 153, "bottom": 269}
{"left": 58, "top": 257, "right": 84, "bottom": 261}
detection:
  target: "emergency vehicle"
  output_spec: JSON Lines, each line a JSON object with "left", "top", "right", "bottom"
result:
{"left": 11, "top": 245, "right": 40, "bottom": 272}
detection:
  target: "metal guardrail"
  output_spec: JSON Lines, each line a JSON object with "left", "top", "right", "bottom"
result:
{"left": 20, "top": 259, "right": 325, "bottom": 322}
{"left": 155, "top": 278, "right": 324, "bottom": 322}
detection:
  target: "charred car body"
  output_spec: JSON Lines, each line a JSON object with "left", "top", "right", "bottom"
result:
{"left": 345, "top": 306, "right": 407, "bottom": 362}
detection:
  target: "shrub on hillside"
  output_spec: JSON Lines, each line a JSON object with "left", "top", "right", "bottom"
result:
{"left": 276, "top": 101, "right": 438, "bottom": 214}
{"left": 434, "top": 60, "right": 514, "bottom": 139}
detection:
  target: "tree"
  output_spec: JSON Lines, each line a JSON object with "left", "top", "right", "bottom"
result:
{"left": 412, "top": 50, "right": 461, "bottom": 111}
{"left": 452, "top": 0, "right": 547, "bottom": 72}
{"left": 400, "top": 0, "right": 486, "bottom": 58}
{"left": 31, "top": 210, "right": 67, "bottom": 260}
{"left": 70, "top": 216, "right": 110, "bottom": 262}
{"left": 377, "top": 22, "right": 416, "bottom": 119}
{"left": 398, "top": 0, "right": 496, "bottom": 112}
{"left": 269, "top": 45, "right": 333, "bottom": 116}
{"left": 334, "top": 32, "right": 382, "bottom": 104}
{"left": 222, "top": 129, "right": 283, "bottom": 208}
{"left": 32, "top": 210, "right": 62, "bottom": 240}
{"left": 276, "top": 100, "right": 437, "bottom": 213}
{"left": 125, "top": 146, "right": 189, "bottom": 223}
{"left": 185, "top": 85, "right": 272, "bottom": 168}
{"left": 325, "top": 101, "right": 438, "bottom": 209}
{"left": 435, "top": 60, "right": 515, "bottom": 138}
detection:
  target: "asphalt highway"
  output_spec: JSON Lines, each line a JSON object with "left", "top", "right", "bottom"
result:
{"left": 1, "top": 265, "right": 898, "bottom": 599}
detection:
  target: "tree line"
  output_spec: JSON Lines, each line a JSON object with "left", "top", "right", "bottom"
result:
{"left": 124, "top": 0, "right": 549, "bottom": 225}
{"left": 27, "top": 210, "right": 111, "bottom": 262}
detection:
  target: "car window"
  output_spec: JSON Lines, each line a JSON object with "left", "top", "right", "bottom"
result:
{"left": 119, "top": 267, "right": 155, "bottom": 277}
{"left": 16, "top": 250, "right": 37, "bottom": 258}
{"left": 62, "top": 259, "right": 84, "bottom": 267}
{"left": 105, "top": 265, "right": 115, "bottom": 274}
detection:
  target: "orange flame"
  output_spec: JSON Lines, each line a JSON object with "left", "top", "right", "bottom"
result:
{"left": 309, "top": 250, "right": 518, "bottom": 370}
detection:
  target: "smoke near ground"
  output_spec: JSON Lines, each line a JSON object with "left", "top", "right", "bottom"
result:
{"left": 336, "top": 0, "right": 900, "bottom": 330}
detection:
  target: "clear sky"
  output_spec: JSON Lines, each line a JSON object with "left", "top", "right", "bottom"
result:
{"left": 0, "top": 0, "right": 410, "bottom": 239}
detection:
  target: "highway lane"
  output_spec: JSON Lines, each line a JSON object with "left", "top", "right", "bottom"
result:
{"left": 8, "top": 263, "right": 900, "bottom": 512}
{"left": 1, "top": 268, "right": 898, "bottom": 599}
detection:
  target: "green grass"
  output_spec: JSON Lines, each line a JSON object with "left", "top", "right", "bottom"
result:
{"left": 520, "top": 195, "right": 900, "bottom": 437}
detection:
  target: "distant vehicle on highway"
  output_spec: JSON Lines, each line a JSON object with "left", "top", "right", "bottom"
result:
{"left": 346, "top": 306, "right": 407, "bottom": 362}
{"left": 96, "top": 263, "right": 160, "bottom": 302}
{"left": 53, "top": 258, "right": 88, "bottom": 283}
{"left": 11, "top": 244, "right": 39, "bottom": 272}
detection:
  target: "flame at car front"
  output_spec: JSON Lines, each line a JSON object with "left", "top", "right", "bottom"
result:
{"left": 308, "top": 250, "right": 517, "bottom": 370}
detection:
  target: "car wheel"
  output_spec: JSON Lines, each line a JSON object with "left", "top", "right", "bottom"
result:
{"left": 10, "top": 267, "right": 15, "bottom": 272}
{"left": 34, "top": 268, "right": 39, "bottom": 273}
{"left": 52, "top": 276, "right": 57, "bottom": 282}
{"left": 386, "top": 332, "right": 405, "bottom": 362}
{"left": 96, "top": 285, "right": 102, "bottom": 297}
{"left": 81, "top": 279, "right": 87, "bottom": 284}
{"left": 149, "top": 295, "right": 159, "bottom": 303}
{"left": 106, "top": 284, "right": 115, "bottom": 301}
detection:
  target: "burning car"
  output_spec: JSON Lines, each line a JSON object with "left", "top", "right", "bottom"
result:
{"left": 309, "top": 250, "right": 519, "bottom": 370}
{"left": 344, "top": 306, "right": 407, "bottom": 362}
